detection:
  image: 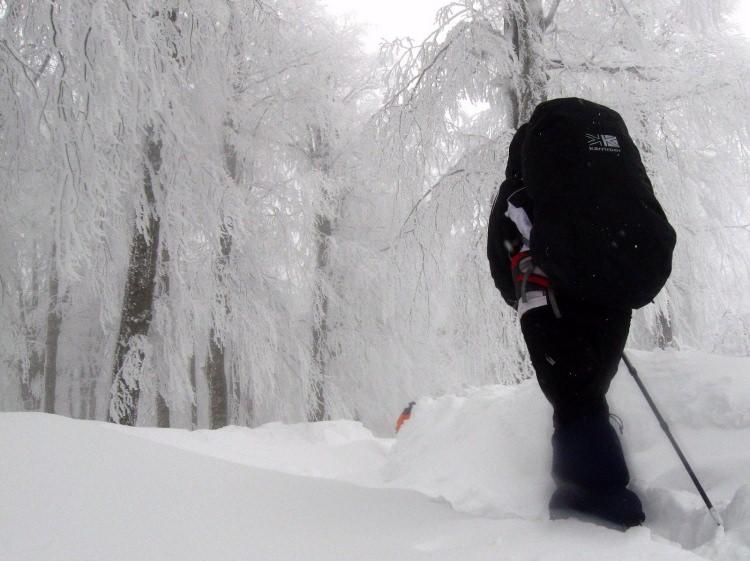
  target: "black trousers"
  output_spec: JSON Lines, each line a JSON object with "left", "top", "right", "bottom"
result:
{"left": 520, "top": 302, "right": 632, "bottom": 490}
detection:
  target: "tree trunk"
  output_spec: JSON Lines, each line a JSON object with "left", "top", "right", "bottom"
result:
{"left": 189, "top": 353, "right": 198, "bottom": 429}
{"left": 19, "top": 311, "right": 44, "bottom": 411}
{"left": 656, "top": 310, "right": 674, "bottom": 349}
{"left": 20, "top": 353, "right": 44, "bottom": 411}
{"left": 87, "top": 375, "right": 97, "bottom": 419}
{"left": 205, "top": 122, "right": 240, "bottom": 429}
{"left": 108, "top": 132, "right": 162, "bottom": 426}
{"left": 206, "top": 225, "right": 232, "bottom": 429}
{"left": 309, "top": 212, "right": 331, "bottom": 422}
{"left": 308, "top": 125, "right": 332, "bottom": 422}
{"left": 43, "top": 243, "right": 62, "bottom": 414}
{"left": 78, "top": 372, "right": 88, "bottom": 419}
{"left": 18, "top": 253, "right": 44, "bottom": 411}
{"left": 156, "top": 392, "right": 170, "bottom": 427}
{"left": 635, "top": 113, "right": 673, "bottom": 350}
{"left": 505, "top": 0, "right": 548, "bottom": 126}
{"left": 230, "top": 366, "right": 242, "bottom": 425}
{"left": 155, "top": 243, "right": 171, "bottom": 428}
{"left": 206, "top": 327, "right": 228, "bottom": 429}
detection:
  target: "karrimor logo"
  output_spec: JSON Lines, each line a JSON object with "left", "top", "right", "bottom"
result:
{"left": 586, "top": 133, "right": 621, "bottom": 153}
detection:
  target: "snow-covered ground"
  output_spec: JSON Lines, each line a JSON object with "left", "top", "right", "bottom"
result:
{"left": 1, "top": 349, "right": 749, "bottom": 560}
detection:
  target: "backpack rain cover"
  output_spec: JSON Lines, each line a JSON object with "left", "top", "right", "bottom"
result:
{"left": 522, "top": 98, "right": 676, "bottom": 309}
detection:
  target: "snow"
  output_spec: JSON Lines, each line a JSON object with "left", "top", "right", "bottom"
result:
{"left": 105, "top": 419, "right": 393, "bottom": 487}
{"left": 2, "top": 350, "right": 749, "bottom": 560}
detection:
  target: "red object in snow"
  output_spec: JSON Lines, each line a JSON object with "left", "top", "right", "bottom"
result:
{"left": 395, "top": 401, "right": 416, "bottom": 433}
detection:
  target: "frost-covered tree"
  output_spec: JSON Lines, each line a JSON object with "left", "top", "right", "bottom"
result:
{"left": 0, "top": 0, "right": 81, "bottom": 415}
{"left": 0, "top": 0, "right": 377, "bottom": 426}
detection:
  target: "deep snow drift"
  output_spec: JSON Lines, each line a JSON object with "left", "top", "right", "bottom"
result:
{"left": 1, "top": 350, "right": 749, "bottom": 561}
{"left": 386, "top": 350, "right": 750, "bottom": 559}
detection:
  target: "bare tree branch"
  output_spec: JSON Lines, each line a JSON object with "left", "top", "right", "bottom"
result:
{"left": 397, "top": 167, "right": 466, "bottom": 236}
{"left": 381, "top": 40, "right": 453, "bottom": 110}
{"left": 547, "top": 58, "right": 656, "bottom": 81}
{"left": 378, "top": 5, "right": 472, "bottom": 110}
{"left": 0, "top": 40, "right": 41, "bottom": 95}
{"left": 543, "top": 0, "right": 563, "bottom": 30}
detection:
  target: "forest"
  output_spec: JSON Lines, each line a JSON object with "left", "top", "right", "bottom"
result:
{"left": 1, "top": 0, "right": 749, "bottom": 434}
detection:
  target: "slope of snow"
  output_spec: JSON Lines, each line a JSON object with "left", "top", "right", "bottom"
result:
{"left": 1, "top": 350, "right": 749, "bottom": 560}
{"left": 104, "top": 419, "right": 393, "bottom": 486}
{"left": 385, "top": 349, "right": 750, "bottom": 560}
{"left": 0, "top": 413, "right": 468, "bottom": 561}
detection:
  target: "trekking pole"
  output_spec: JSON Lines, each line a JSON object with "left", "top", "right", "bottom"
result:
{"left": 621, "top": 352, "right": 724, "bottom": 527}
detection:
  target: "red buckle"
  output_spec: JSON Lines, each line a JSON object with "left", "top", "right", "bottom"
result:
{"left": 515, "top": 273, "right": 551, "bottom": 288}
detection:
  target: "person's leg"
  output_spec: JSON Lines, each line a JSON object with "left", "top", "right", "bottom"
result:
{"left": 520, "top": 303, "right": 643, "bottom": 525}
{"left": 520, "top": 303, "right": 630, "bottom": 427}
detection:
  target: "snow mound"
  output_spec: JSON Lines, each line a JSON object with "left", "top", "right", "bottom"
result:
{"left": 611, "top": 350, "right": 750, "bottom": 432}
{"left": 384, "top": 380, "right": 554, "bottom": 519}
{"left": 385, "top": 350, "right": 750, "bottom": 560}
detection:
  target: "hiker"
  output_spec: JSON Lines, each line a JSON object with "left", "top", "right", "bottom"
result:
{"left": 487, "top": 98, "right": 675, "bottom": 528}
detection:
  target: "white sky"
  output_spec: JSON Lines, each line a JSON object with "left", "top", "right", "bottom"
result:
{"left": 734, "top": 1, "right": 750, "bottom": 36}
{"left": 322, "top": 0, "right": 449, "bottom": 51}
{"left": 322, "top": 0, "right": 750, "bottom": 52}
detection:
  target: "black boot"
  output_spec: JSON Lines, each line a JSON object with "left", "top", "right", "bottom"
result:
{"left": 549, "top": 484, "right": 645, "bottom": 529}
{"left": 549, "top": 413, "right": 644, "bottom": 528}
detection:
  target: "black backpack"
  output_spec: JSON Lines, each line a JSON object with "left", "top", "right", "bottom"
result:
{"left": 522, "top": 98, "right": 676, "bottom": 309}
